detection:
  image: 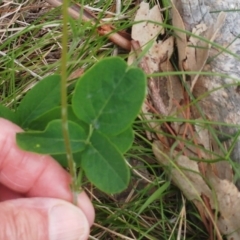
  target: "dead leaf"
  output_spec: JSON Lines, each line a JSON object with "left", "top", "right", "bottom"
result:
{"left": 131, "top": 2, "right": 163, "bottom": 45}
{"left": 153, "top": 139, "right": 238, "bottom": 239}
{"left": 207, "top": 171, "right": 240, "bottom": 240}
{"left": 129, "top": 2, "right": 184, "bottom": 116}
{"left": 160, "top": 58, "right": 183, "bottom": 115}
{"left": 171, "top": 0, "right": 187, "bottom": 73}
{"left": 194, "top": 119, "right": 211, "bottom": 151}
{"left": 128, "top": 1, "right": 164, "bottom": 72}
{"left": 68, "top": 68, "right": 84, "bottom": 81}
{"left": 152, "top": 141, "right": 212, "bottom": 201}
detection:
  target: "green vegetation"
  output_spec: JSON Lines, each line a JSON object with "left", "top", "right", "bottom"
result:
{"left": 1, "top": 0, "right": 239, "bottom": 239}
{"left": 2, "top": 57, "right": 146, "bottom": 194}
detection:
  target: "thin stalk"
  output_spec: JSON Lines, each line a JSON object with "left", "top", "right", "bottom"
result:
{"left": 61, "top": 0, "right": 78, "bottom": 205}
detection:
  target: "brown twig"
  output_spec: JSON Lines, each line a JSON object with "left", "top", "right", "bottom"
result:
{"left": 45, "top": 0, "right": 131, "bottom": 50}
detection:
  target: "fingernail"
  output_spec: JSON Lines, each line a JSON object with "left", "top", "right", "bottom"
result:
{"left": 49, "top": 203, "right": 89, "bottom": 240}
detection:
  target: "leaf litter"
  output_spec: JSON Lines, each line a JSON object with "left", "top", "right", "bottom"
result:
{"left": 128, "top": 1, "right": 239, "bottom": 239}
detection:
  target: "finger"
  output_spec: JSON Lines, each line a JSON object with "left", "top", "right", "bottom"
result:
{"left": 0, "top": 118, "right": 95, "bottom": 225}
{"left": 0, "top": 182, "right": 95, "bottom": 227}
{"left": 0, "top": 197, "right": 90, "bottom": 240}
{"left": 0, "top": 183, "right": 23, "bottom": 201}
{"left": 0, "top": 118, "right": 71, "bottom": 196}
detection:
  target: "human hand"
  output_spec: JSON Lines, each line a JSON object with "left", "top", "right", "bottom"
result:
{"left": 0, "top": 118, "right": 95, "bottom": 240}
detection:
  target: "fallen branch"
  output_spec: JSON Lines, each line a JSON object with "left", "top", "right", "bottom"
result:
{"left": 45, "top": 0, "right": 132, "bottom": 50}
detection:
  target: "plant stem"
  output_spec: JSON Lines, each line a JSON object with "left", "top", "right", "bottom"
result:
{"left": 61, "top": 0, "right": 78, "bottom": 205}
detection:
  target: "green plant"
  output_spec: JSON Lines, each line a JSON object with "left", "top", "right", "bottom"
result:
{"left": 0, "top": 57, "right": 146, "bottom": 194}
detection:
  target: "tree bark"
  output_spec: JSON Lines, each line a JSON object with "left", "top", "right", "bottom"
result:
{"left": 177, "top": 0, "right": 240, "bottom": 185}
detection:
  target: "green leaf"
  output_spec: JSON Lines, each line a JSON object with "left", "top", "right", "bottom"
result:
{"left": 72, "top": 57, "right": 146, "bottom": 135}
{"left": 108, "top": 127, "right": 134, "bottom": 153}
{"left": 16, "top": 120, "right": 87, "bottom": 154}
{"left": 82, "top": 130, "right": 130, "bottom": 194}
{"left": 52, "top": 151, "right": 82, "bottom": 168}
{"left": 0, "top": 104, "right": 17, "bottom": 124}
{"left": 29, "top": 105, "right": 88, "bottom": 132}
{"left": 16, "top": 75, "right": 61, "bottom": 128}
{"left": 138, "top": 182, "right": 170, "bottom": 215}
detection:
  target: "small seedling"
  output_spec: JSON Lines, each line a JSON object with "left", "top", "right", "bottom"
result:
{"left": 0, "top": 57, "right": 146, "bottom": 194}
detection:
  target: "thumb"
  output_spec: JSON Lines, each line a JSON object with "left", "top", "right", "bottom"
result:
{"left": 0, "top": 198, "right": 90, "bottom": 240}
